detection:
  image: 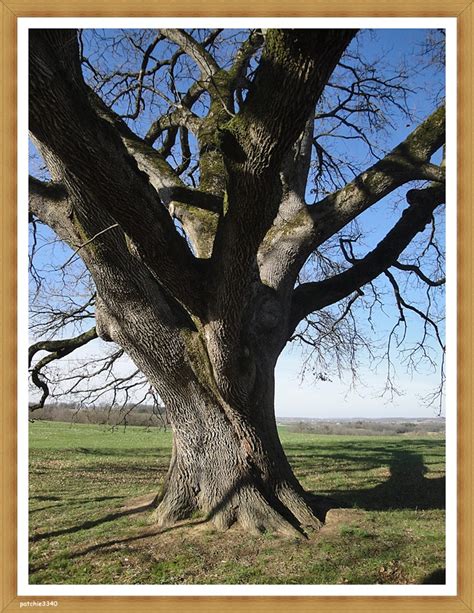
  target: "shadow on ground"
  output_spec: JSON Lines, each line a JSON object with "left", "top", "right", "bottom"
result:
{"left": 29, "top": 446, "right": 445, "bottom": 580}
{"left": 422, "top": 568, "right": 446, "bottom": 584}
{"left": 312, "top": 451, "right": 445, "bottom": 512}
{"left": 30, "top": 449, "right": 445, "bottom": 548}
{"left": 29, "top": 499, "right": 156, "bottom": 543}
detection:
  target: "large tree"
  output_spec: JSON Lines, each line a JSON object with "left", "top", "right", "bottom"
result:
{"left": 28, "top": 28, "right": 445, "bottom": 536}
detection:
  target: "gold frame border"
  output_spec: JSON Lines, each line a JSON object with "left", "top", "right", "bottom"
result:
{"left": 1, "top": 3, "right": 472, "bottom": 611}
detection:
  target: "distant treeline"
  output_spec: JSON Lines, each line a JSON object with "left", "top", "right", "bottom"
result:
{"left": 29, "top": 404, "right": 445, "bottom": 436}
{"left": 29, "top": 402, "right": 169, "bottom": 429}
{"left": 280, "top": 418, "right": 445, "bottom": 436}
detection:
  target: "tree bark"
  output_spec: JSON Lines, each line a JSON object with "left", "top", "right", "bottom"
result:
{"left": 95, "top": 286, "right": 321, "bottom": 537}
{"left": 153, "top": 378, "right": 322, "bottom": 536}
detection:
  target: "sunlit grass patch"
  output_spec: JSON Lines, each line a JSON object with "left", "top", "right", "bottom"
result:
{"left": 28, "top": 421, "right": 445, "bottom": 585}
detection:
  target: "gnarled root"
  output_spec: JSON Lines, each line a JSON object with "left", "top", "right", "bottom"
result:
{"left": 153, "top": 473, "right": 323, "bottom": 538}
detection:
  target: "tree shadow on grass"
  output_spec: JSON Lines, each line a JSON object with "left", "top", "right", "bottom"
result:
{"left": 285, "top": 438, "right": 445, "bottom": 474}
{"left": 29, "top": 519, "right": 203, "bottom": 575}
{"left": 317, "top": 451, "right": 445, "bottom": 511}
{"left": 30, "top": 495, "right": 62, "bottom": 502}
{"left": 30, "top": 495, "right": 126, "bottom": 515}
{"left": 74, "top": 447, "right": 171, "bottom": 458}
{"left": 29, "top": 450, "right": 445, "bottom": 580}
{"left": 422, "top": 568, "right": 446, "bottom": 584}
{"left": 29, "top": 499, "right": 156, "bottom": 543}
{"left": 29, "top": 479, "right": 253, "bottom": 574}
{"left": 29, "top": 474, "right": 313, "bottom": 575}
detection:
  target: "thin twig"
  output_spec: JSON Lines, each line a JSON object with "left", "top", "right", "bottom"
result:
{"left": 62, "top": 224, "right": 120, "bottom": 268}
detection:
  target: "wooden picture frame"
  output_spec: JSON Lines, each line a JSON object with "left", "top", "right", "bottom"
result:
{"left": 1, "top": 2, "right": 472, "bottom": 611}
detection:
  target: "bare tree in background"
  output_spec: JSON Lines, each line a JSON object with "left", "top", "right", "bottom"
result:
{"left": 28, "top": 28, "right": 445, "bottom": 536}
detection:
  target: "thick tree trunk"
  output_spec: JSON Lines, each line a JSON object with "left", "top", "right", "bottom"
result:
{"left": 152, "top": 377, "right": 322, "bottom": 536}
{"left": 93, "top": 275, "right": 322, "bottom": 536}
{"left": 96, "top": 291, "right": 322, "bottom": 536}
{"left": 89, "top": 256, "right": 323, "bottom": 536}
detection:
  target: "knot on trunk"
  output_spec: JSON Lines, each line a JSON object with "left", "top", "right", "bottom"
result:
{"left": 256, "top": 293, "right": 283, "bottom": 331}
{"left": 218, "top": 128, "right": 247, "bottom": 163}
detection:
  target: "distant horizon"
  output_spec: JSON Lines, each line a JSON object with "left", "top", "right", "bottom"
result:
{"left": 30, "top": 400, "right": 445, "bottom": 422}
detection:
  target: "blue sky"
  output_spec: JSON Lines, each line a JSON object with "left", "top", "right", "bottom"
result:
{"left": 28, "top": 27, "right": 448, "bottom": 418}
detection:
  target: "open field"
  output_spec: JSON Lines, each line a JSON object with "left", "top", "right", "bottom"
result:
{"left": 29, "top": 421, "right": 446, "bottom": 585}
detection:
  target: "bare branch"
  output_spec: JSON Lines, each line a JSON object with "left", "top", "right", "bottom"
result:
{"left": 61, "top": 223, "right": 120, "bottom": 268}
{"left": 160, "top": 29, "right": 220, "bottom": 79}
{"left": 309, "top": 105, "right": 445, "bottom": 240}
{"left": 289, "top": 182, "right": 445, "bottom": 333}
{"left": 29, "top": 326, "right": 98, "bottom": 411}
{"left": 30, "top": 29, "right": 206, "bottom": 314}
{"left": 384, "top": 269, "right": 445, "bottom": 350}
{"left": 260, "top": 105, "right": 445, "bottom": 296}
{"left": 120, "top": 33, "right": 164, "bottom": 120}
{"left": 392, "top": 260, "right": 445, "bottom": 287}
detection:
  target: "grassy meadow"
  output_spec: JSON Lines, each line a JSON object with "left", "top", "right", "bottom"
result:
{"left": 29, "top": 420, "right": 446, "bottom": 585}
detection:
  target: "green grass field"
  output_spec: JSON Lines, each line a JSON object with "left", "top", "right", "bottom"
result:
{"left": 29, "top": 421, "right": 446, "bottom": 585}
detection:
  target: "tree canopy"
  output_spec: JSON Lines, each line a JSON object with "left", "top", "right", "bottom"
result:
{"left": 29, "top": 28, "right": 446, "bottom": 416}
